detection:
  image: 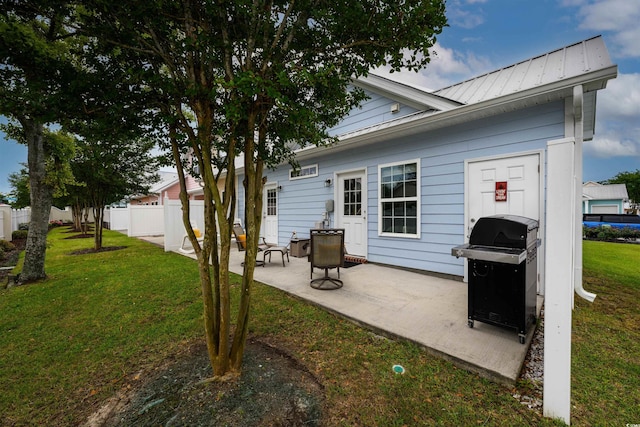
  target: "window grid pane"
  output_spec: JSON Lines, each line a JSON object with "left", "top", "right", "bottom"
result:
{"left": 343, "top": 178, "right": 362, "bottom": 217}
{"left": 267, "top": 189, "right": 277, "bottom": 216}
{"left": 380, "top": 162, "right": 418, "bottom": 236}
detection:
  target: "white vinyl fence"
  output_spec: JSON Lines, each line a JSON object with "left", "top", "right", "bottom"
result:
{"left": 163, "top": 199, "right": 205, "bottom": 252}
{"left": 0, "top": 206, "right": 9, "bottom": 240}
{"left": 11, "top": 208, "right": 31, "bottom": 232}
{"left": 107, "top": 207, "right": 130, "bottom": 232}
{"left": 49, "top": 206, "right": 74, "bottom": 223}
{"left": 0, "top": 206, "right": 32, "bottom": 241}
{"left": 107, "top": 205, "right": 165, "bottom": 237}
{"left": 129, "top": 205, "right": 164, "bottom": 237}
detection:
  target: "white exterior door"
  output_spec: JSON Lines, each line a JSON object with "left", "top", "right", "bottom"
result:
{"left": 465, "top": 152, "right": 543, "bottom": 285}
{"left": 262, "top": 184, "right": 278, "bottom": 244}
{"left": 337, "top": 170, "right": 367, "bottom": 257}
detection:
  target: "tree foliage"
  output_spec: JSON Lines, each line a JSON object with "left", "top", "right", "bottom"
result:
{"left": 70, "top": 137, "right": 159, "bottom": 250}
{"left": 78, "top": 0, "right": 447, "bottom": 378}
{"left": 7, "top": 166, "right": 30, "bottom": 209}
{"left": 0, "top": 0, "right": 82, "bottom": 283}
{"left": 604, "top": 169, "right": 640, "bottom": 209}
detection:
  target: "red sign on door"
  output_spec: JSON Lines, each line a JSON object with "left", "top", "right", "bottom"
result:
{"left": 495, "top": 181, "right": 507, "bottom": 202}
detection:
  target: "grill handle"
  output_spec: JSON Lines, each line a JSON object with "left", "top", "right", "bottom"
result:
{"left": 467, "top": 218, "right": 476, "bottom": 239}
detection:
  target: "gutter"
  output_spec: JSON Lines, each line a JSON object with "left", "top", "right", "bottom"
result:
{"left": 573, "top": 84, "right": 597, "bottom": 303}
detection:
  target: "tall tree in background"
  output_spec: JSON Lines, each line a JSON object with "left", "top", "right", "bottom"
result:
{"left": 0, "top": 1, "right": 80, "bottom": 283}
{"left": 605, "top": 169, "right": 640, "bottom": 210}
{"left": 70, "top": 137, "right": 158, "bottom": 251}
{"left": 82, "top": 0, "right": 447, "bottom": 378}
{"left": 7, "top": 166, "right": 31, "bottom": 209}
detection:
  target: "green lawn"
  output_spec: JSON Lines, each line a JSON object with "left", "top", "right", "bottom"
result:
{"left": 0, "top": 228, "right": 637, "bottom": 426}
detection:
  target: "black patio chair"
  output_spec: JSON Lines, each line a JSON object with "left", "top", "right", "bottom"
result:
{"left": 309, "top": 228, "right": 345, "bottom": 290}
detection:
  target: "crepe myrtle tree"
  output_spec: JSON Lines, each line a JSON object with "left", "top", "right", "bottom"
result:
{"left": 68, "top": 136, "right": 159, "bottom": 251}
{"left": 82, "top": 0, "right": 447, "bottom": 378}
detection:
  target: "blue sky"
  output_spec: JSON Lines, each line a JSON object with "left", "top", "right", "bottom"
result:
{"left": 1, "top": 0, "right": 639, "bottom": 194}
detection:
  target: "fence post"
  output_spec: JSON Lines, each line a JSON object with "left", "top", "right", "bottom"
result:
{"left": 0, "top": 204, "right": 11, "bottom": 241}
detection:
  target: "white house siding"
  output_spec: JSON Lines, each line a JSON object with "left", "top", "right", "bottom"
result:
{"left": 238, "top": 100, "right": 565, "bottom": 278}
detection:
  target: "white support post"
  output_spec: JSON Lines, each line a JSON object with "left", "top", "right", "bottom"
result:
{"left": 543, "top": 137, "right": 575, "bottom": 424}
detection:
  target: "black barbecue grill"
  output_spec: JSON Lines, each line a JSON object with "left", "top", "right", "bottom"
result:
{"left": 451, "top": 215, "right": 540, "bottom": 344}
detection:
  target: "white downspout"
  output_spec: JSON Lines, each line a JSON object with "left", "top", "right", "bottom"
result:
{"left": 573, "top": 85, "right": 597, "bottom": 303}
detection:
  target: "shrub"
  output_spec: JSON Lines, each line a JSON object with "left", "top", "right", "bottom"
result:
{"left": 12, "top": 230, "right": 28, "bottom": 240}
{"left": 18, "top": 223, "right": 29, "bottom": 231}
{"left": 0, "top": 247, "right": 4, "bottom": 260}
{"left": 48, "top": 220, "right": 64, "bottom": 229}
{"left": 0, "top": 240, "right": 16, "bottom": 252}
{"left": 583, "top": 225, "right": 640, "bottom": 241}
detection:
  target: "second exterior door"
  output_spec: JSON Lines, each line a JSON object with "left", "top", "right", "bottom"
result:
{"left": 465, "top": 151, "right": 543, "bottom": 286}
{"left": 262, "top": 183, "right": 279, "bottom": 245}
{"left": 337, "top": 170, "right": 367, "bottom": 257}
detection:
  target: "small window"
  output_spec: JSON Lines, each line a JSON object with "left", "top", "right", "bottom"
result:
{"left": 378, "top": 159, "right": 420, "bottom": 238}
{"left": 290, "top": 164, "right": 318, "bottom": 180}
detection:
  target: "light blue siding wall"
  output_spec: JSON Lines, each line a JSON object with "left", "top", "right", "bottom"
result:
{"left": 327, "top": 88, "right": 420, "bottom": 136}
{"left": 239, "top": 101, "right": 565, "bottom": 277}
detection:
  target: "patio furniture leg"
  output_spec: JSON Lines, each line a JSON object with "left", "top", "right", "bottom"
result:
{"left": 310, "top": 267, "right": 343, "bottom": 290}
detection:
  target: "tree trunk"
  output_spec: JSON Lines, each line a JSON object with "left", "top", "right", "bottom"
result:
{"left": 19, "top": 120, "right": 53, "bottom": 284}
{"left": 83, "top": 206, "right": 89, "bottom": 235}
{"left": 93, "top": 205, "right": 104, "bottom": 250}
{"left": 230, "top": 118, "right": 264, "bottom": 371}
{"left": 72, "top": 202, "right": 82, "bottom": 231}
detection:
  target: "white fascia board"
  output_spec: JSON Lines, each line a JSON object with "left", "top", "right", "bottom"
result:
{"left": 353, "top": 74, "right": 463, "bottom": 112}
{"left": 294, "top": 66, "right": 618, "bottom": 162}
{"left": 151, "top": 177, "right": 180, "bottom": 193}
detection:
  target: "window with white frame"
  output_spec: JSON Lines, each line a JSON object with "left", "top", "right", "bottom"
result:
{"left": 378, "top": 160, "right": 420, "bottom": 237}
{"left": 289, "top": 164, "right": 318, "bottom": 180}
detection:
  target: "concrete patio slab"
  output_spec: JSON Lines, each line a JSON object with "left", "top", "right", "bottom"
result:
{"left": 140, "top": 235, "right": 540, "bottom": 386}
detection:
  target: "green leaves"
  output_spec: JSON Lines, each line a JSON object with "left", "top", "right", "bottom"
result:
{"left": 604, "top": 169, "right": 640, "bottom": 208}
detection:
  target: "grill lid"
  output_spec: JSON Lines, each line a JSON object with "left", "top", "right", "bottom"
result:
{"left": 469, "top": 215, "right": 538, "bottom": 249}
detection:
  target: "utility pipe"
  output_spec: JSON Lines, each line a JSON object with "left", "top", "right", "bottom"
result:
{"left": 573, "top": 85, "right": 597, "bottom": 303}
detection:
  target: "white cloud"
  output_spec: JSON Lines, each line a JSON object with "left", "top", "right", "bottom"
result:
{"left": 574, "top": 0, "right": 640, "bottom": 58}
{"left": 447, "top": 0, "right": 486, "bottom": 29}
{"left": 373, "top": 42, "right": 494, "bottom": 91}
{"left": 587, "top": 73, "right": 640, "bottom": 158}
{"left": 584, "top": 137, "right": 639, "bottom": 158}
{"left": 597, "top": 73, "right": 640, "bottom": 122}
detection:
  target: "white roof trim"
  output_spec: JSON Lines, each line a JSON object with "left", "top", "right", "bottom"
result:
{"left": 295, "top": 64, "right": 617, "bottom": 161}
{"left": 353, "top": 74, "right": 462, "bottom": 112}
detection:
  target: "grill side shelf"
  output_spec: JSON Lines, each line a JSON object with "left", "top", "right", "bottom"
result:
{"left": 451, "top": 244, "right": 527, "bottom": 265}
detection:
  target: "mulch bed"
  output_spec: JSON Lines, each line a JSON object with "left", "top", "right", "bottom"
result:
{"left": 69, "top": 246, "right": 127, "bottom": 255}
{"left": 86, "top": 338, "right": 324, "bottom": 427}
{"left": 64, "top": 233, "right": 94, "bottom": 239}
{"left": 0, "top": 238, "right": 26, "bottom": 286}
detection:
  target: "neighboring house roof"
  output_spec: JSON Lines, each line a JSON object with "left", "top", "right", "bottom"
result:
{"left": 130, "top": 172, "right": 179, "bottom": 201}
{"left": 150, "top": 174, "right": 179, "bottom": 194}
{"left": 582, "top": 183, "right": 629, "bottom": 201}
{"left": 294, "top": 35, "right": 617, "bottom": 162}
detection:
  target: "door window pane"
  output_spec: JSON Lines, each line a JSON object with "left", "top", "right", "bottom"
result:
{"left": 343, "top": 177, "right": 362, "bottom": 217}
{"left": 267, "top": 188, "right": 277, "bottom": 216}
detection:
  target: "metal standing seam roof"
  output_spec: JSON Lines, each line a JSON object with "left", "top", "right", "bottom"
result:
{"left": 319, "top": 37, "right": 616, "bottom": 146}
{"left": 433, "top": 36, "right": 614, "bottom": 105}
{"left": 582, "top": 183, "right": 629, "bottom": 200}
{"left": 248, "top": 36, "right": 617, "bottom": 166}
